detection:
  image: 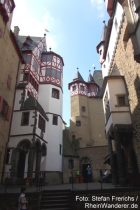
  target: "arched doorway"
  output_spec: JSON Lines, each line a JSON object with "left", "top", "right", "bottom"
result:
{"left": 17, "top": 140, "right": 31, "bottom": 178}
{"left": 80, "top": 157, "right": 92, "bottom": 182}
{"left": 10, "top": 140, "right": 31, "bottom": 180}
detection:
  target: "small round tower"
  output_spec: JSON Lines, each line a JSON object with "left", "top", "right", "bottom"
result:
{"left": 38, "top": 49, "right": 64, "bottom": 175}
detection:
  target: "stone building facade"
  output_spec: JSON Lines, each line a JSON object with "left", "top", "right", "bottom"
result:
{"left": 0, "top": 0, "right": 23, "bottom": 181}
{"left": 67, "top": 71, "right": 108, "bottom": 182}
{"left": 97, "top": 0, "right": 140, "bottom": 185}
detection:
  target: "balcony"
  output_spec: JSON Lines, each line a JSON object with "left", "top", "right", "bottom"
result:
{"left": 0, "top": 0, "right": 15, "bottom": 23}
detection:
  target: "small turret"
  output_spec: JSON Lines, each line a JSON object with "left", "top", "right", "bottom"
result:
{"left": 96, "top": 21, "right": 107, "bottom": 64}
{"left": 40, "top": 51, "right": 64, "bottom": 88}
{"left": 68, "top": 70, "right": 87, "bottom": 96}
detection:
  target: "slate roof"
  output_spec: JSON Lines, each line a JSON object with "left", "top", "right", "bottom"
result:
{"left": 73, "top": 71, "right": 84, "bottom": 82}
{"left": 21, "top": 96, "right": 49, "bottom": 121}
{"left": 93, "top": 70, "right": 103, "bottom": 88}
{"left": 17, "top": 35, "right": 46, "bottom": 51}
{"left": 88, "top": 73, "right": 95, "bottom": 83}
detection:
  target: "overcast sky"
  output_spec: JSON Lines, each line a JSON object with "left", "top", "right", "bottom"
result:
{"left": 12, "top": 0, "right": 108, "bottom": 125}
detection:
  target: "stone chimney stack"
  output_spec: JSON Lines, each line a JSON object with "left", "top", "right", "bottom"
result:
{"left": 14, "top": 26, "right": 20, "bottom": 37}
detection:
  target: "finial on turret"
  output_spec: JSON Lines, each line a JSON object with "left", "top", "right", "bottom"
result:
{"left": 49, "top": 47, "right": 52, "bottom": 51}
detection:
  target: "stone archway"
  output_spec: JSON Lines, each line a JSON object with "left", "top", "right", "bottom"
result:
{"left": 33, "top": 140, "right": 42, "bottom": 182}
{"left": 10, "top": 139, "right": 31, "bottom": 181}
{"left": 80, "top": 156, "right": 92, "bottom": 182}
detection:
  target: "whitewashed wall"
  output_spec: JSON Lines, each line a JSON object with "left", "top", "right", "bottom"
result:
{"left": 38, "top": 84, "right": 63, "bottom": 172}
{"left": 103, "top": 78, "right": 132, "bottom": 134}
{"left": 102, "top": 3, "right": 124, "bottom": 77}
{"left": 10, "top": 110, "right": 34, "bottom": 135}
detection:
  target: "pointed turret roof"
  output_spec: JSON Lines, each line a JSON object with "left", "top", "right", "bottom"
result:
{"left": 73, "top": 71, "right": 84, "bottom": 82}
{"left": 96, "top": 21, "right": 107, "bottom": 53}
{"left": 68, "top": 70, "right": 85, "bottom": 89}
{"left": 88, "top": 73, "right": 95, "bottom": 83}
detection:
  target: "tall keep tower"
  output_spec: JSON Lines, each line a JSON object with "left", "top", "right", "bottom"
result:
{"left": 38, "top": 50, "right": 64, "bottom": 181}
{"left": 68, "top": 71, "right": 107, "bottom": 180}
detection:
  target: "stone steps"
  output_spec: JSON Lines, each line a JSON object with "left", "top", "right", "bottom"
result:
{"left": 40, "top": 190, "right": 72, "bottom": 210}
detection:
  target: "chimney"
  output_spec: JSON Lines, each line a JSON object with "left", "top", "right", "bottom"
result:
{"left": 14, "top": 26, "right": 20, "bottom": 37}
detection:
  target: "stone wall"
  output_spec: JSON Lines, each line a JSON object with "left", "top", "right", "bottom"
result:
{"left": 0, "top": 16, "right": 20, "bottom": 176}
{"left": 110, "top": 16, "right": 140, "bottom": 169}
{"left": 79, "top": 146, "right": 109, "bottom": 181}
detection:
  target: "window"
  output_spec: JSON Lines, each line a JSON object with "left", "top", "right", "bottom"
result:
{"left": 72, "top": 85, "right": 76, "bottom": 91}
{"left": 21, "top": 112, "right": 30, "bottom": 126}
{"left": 53, "top": 115, "right": 58, "bottom": 125}
{"left": 105, "top": 101, "right": 110, "bottom": 121}
{"left": 76, "top": 120, "right": 81, "bottom": 127}
{"left": 81, "top": 106, "right": 86, "bottom": 112}
{"left": 59, "top": 144, "right": 62, "bottom": 155}
{"left": 130, "top": 0, "right": 139, "bottom": 23}
{"left": 52, "top": 88, "right": 59, "bottom": 99}
{"left": 23, "top": 73, "right": 29, "bottom": 81}
{"left": 45, "top": 68, "right": 51, "bottom": 77}
{"left": 38, "top": 115, "right": 45, "bottom": 132}
{"left": 117, "top": 95, "right": 127, "bottom": 106}
{"left": 68, "top": 159, "right": 74, "bottom": 169}
{"left": 80, "top": 86, "right": 85, "bottom": 91}
{"left": 23, "top": 54, "right": 32, "bottom": 64}
{"left": 56, "top": 71, "right": 61, "bottom": 80}
{"left": 1, "top": 99, "right": 8, "bottom": 117}
{"left": 5, "top": 148, "right": 10, "bottom": 164}
{"left": 99, "top": 49, "right": 102, "bottom": 55}
{"left": 32, "top": 57, "right": 39, "bottom": 73}
{"left": 107, "top": 53, "right": 110, "bottom": 62}
{"left": 41, "top": 144, "right": 47, "bottom": 156}
{"left": 115, "top": 18, "right": 118, "bottom": 30}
